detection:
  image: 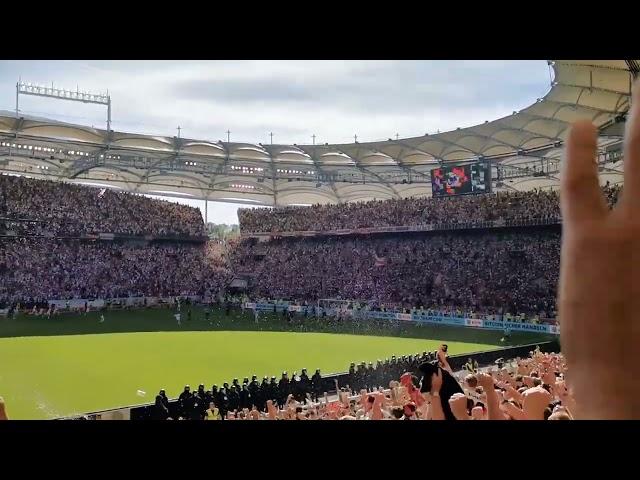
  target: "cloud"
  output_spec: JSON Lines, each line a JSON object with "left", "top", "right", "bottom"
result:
{"left": 0, "top": 60, "right": 550, "bottom": 144}
{"left": 176, "top": 78, "right": 313, "bottom": 103}
{"left": 170, "top": 60, "right": 548, "bottom": 116}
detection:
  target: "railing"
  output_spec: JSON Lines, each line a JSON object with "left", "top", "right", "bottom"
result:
{"left": 240, "top": 217, "right": 561, "bottom": 239}
{"left": 0, "top": 217, "right": 208, "bottom": 242}
{"left": 0, "top": 296, "right": 203, "bottom": 313}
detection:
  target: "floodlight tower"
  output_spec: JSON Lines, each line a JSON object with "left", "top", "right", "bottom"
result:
{"left": 16, "top": 80, "right": 112, "bottom": 131}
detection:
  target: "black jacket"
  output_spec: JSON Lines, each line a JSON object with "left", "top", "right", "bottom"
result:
{"left": 311, "top": 373, "right": 323, "bottom": 392}
{"left": 227, "top": 388, "right": 240, "bottom": 411}
{"left": 215, "top": 389, "right": 229, "bottom": 412}
{"left": 278, "top": 378, "right": 290, "bottom": 396}
{"left": 154, "top": 394, "right": 170, "bottom": 420}
{"left": 268, "top": 380, "right": 279, "bottom": 401}
{"left": 239, "top": 387, "right": 251, "bottom": 409}
{"left": 178, "top": 390, "right": 192, "bottom": 413}
{"left": 299, "top": 373, "right": 310, "bottom": 391}
{"left": 249, "top": 381, "right": 260, "bottom": 407}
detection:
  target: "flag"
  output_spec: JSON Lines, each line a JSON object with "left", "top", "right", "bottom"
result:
{"left": 98, "top": 188, "right": 106, "bottom": 198}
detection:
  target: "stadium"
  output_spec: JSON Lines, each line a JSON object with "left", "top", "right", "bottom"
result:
{"left": 0, "top": 60, "right": 635, "bottom": 420}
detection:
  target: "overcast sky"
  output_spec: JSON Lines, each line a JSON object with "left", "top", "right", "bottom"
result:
{"left": 0, "top": 60, "right": 551, "bottom": 224}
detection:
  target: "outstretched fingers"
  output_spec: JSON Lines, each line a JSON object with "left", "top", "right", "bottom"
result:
{"left": 621, "top": 80, "right": 640, "bottom": 210}
{"left": 561, "top": 120, "right": 607, "bottom": 225}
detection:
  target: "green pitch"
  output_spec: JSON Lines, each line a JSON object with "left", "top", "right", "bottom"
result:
{"left": 0, "top": 307, "right": 551, "bottom": 419}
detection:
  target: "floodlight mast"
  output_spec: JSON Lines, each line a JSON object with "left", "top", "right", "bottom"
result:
{"left": 15, "top": 80, "right": 112, "bottom": 131}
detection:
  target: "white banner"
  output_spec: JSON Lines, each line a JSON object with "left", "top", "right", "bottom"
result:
{"left": 46, "top": 296, "right": 202, "bottom": 311}
{"left": 548, "top": 324, "right": 560, "bottom": 335}
{"left": 465, "top": 318, "right": 483, "bottom": 328}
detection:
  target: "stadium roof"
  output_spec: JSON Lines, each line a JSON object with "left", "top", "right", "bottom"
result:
{"left": 0, "top": 60, "right": 632, "bottom": 206}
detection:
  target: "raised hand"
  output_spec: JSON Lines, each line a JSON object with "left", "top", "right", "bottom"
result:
{"left": 475, "top": 372, "right": 495, "bottom": 391}
{"left": 430, "top": 368, "right": 443, "bottom": 394}
{"left": 248, "top": 407, "right": 260, "bottom": 420}
{"left": 500, "top": 401, "right": 526, "bottom": 420}
{"left": 501, "top": 384, "right": 523, "bottom": 404}
{"left": 266, "top": 400, "right": 277, "bottom": 420}
{"left": 542, "top": 370, "right": 556, "bottom": 387}
{"left": 476, "top": 372, "right": 503, "bottom": 420}
{"left": 559, "top": 81, "right": 640, "bottom": 419}
{"left": 470, "top": 406, "right": 485, "bottom": 420}
{"left": 448, "top": 393, "right": 470, "bottom": 420}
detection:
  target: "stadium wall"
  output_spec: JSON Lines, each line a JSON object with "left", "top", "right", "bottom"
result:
{"left": 246, "top": 303, "right": 560, "bottom": 335}
{"left": 240, "top": 218, "right": 561, "bottom": 239}
{"left": 45, "top": 296, "right": 202, "bottom": 311}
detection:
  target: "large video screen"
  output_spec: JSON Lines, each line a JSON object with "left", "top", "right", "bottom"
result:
{"left": 430, "top": 163, "right": 490, "bottom": 197}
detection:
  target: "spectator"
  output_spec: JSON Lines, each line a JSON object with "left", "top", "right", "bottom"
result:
{"left": 153, "top": 389, "right": 170, "bottom": 420}
{"left": 1, "top": 175, "right": 206, "bottom": 238}
{"left": 0, "top": 238, "right": 231, "bottom": 304}
{"left": 159, "top": 347, "right": 577, "bottom": 421}
{"left": 229, "top": 229, "right": 561, "bottom": 318}
{"left": 237, "top": 185, "right": 621, "bottom": 235}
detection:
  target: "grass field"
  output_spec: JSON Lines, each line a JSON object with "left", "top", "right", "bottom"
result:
{"left": 0, "top": 307, "right": 552, "bottom": 419}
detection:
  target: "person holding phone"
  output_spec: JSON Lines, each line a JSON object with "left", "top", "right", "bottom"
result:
{"left": 419, "top": 361, "right": 464, "bottom": 420}
{"left": 437, "top": 344, "right": 453, "bottom": 374}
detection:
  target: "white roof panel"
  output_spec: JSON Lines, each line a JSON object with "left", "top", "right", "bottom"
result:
{"left": 0, "top": 60, "right": 634, "bottom": 205}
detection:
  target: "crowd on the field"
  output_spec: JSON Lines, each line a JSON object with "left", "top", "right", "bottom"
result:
{"left": 238, "top": 184, "right": 622, "bottom": 234}
{"left": 230, "top": 230, "right": 560, "bottom": 318}
{"left": 151, "top": 346, "right": 572, "bottom": 420}
{"left": 0, "top": 175, "right": 206, "bottom": 237}
{"left": 0, "top": 238, "right": 231, "bottom": 304}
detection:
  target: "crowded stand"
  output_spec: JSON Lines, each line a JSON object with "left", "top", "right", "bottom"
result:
{"left": 230, "top": 230, "right": 560, "bottom": 319}
{"left": 4, "top": 181, "right": 623, "bottom": 319}
{"left": 149, "top": 346, "right": 573, "bottom": 421}
{"left": 238, "top": 184, "right": 622, "bottom": 234}
{"left": 0, "top": 239, "right": 231, "bottom": 304}
{"left": 0, "top": 175, "right": 206, "bottom": 237}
